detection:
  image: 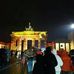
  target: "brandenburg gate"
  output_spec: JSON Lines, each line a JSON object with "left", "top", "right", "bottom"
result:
{"left": 10, "top": 23, "right": 47, "bottom": 52}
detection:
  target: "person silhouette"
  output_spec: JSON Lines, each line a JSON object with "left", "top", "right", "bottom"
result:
{"left": 32, "top": 53, "right": 44, "bottom": 74}
{"left": 52, "top": 49, "right": 63, "bottom": 74}
{"left": 43, "top": 46, "right": 57, "bottom": 74}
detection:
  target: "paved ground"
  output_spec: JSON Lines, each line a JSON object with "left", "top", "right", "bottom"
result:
{"left": 0, "top": 61, "right": 28, "bottom": 74}
{"left": 0, "top": 56, "right": 74, "bottom": 74}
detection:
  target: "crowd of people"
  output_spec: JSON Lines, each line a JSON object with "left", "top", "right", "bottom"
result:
{"left": 20, "top": 46, "right": 74, "bottom": 74}
{"left": 32, "top": 46, "right": 63, "bottom": 74}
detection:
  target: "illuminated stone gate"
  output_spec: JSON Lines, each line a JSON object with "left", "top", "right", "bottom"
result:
{"left": 10, "top": 23, "right": 47, "bottom": 52}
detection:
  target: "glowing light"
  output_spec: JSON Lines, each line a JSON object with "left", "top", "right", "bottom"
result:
{"left": 71, "top": 24, "right": 74, "bottom": 29}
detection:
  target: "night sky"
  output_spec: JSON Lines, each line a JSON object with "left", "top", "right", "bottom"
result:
{"left": 0, "top": 0, "right": 74, "bottom": 42}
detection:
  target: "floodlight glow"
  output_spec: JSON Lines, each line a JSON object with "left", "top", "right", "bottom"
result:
{"left": 71, "top": 24, "right": 74, "bottom": 29}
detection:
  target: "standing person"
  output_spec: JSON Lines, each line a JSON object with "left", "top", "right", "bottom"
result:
{"left": 52, "top": 49, "right": 63, "bottom": 74}
{"left": 27, "top": 50, "right": 34, "bottom": 74}
{"left": 32, "top": 53, "right": 44, "bottom": 74}
{"left": 61, "top": 50, "right": 72, "bottom": 74}
{"left": 32, "top": 49, "right": 43, "bottom": 70}
{"left": 43, "top": 46, "right": 57, "bottom": 74}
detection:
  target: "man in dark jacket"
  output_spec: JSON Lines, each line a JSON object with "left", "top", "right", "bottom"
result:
{"left": 43, "top": 46, "right": 57, "bottom": 74}
{"left": 32, "top": 53, "right": 44, "bottom": 74}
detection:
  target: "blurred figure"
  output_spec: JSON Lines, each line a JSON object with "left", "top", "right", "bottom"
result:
{"left": 16, "top": 52, "right": 21, "bottom": 59}
{"left": 57, "top": 49, "right": 64, "bottom": 57}
{"left": 69, "top": 50, "right": 74, "bottom": 71}
{"left": 32, "top": 53, "right": 44, "bottom": 74}
{"left": 52, "top": 49, "right": 63, "bottom": 74}
{"left": 32, "top": 49, "right": 43, "bottom": 70}
{"left": 60, "top": 50, "right": 72, "bottom": 74}
{"left": 21, "top": 56, "right": 26, "bottom": 65}
{"left": 27, "top": 48, "right": 35, "bottom": 74}
{"left": 27, "top": 57, "right": 34, "bottom": 74}
{"left": 43, "top": 46, "right": 57, "bottom": 74}
{"left": 36, "top": 49, "right": 43, "bottom": 55}
{"left": 0, "top": 48, "right": 11, "bottom": 66}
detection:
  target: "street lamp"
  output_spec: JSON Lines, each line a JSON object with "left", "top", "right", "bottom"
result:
{"left": 70, "top": 24, "right": 74, "bottom": 29}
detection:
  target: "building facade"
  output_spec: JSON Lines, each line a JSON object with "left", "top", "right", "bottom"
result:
{"left": 10, "top": 23, "right": 47, "bottom": 52}
{"left": 0, "top": 42, "right": 5, "bottom": 49}
{"left": 47, "top": 41, "right": 70, "bottom": 52}
{"left": 68, "top": 31, "right": 74, "bottom": 49}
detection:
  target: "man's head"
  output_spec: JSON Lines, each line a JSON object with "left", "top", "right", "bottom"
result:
{"left": 44, "top": 46, "right": 52, "bottom": 54}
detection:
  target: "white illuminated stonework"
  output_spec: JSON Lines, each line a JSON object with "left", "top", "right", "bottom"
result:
{"left": 68, "top": 31, "right": 74, "bottom": 49}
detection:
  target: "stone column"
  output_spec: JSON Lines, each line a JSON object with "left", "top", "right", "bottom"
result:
{"left": 32, "top": 39, "right": 35, "bottom": 47}
{"left": 25, "top": 39, "right": 27, "bottom": 50}
{"left": 17, "top": 39, "right": 21, "bottom": 52}
{"left": 38, "top": 39, "right": 40, "bottom": 49}
{"left": 23, "top": 40, "right": 25, "bottom": 51}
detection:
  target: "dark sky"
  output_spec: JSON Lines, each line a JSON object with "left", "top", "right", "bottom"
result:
{"left": 0, "top": 0, "right": 74, "bottom": 42}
